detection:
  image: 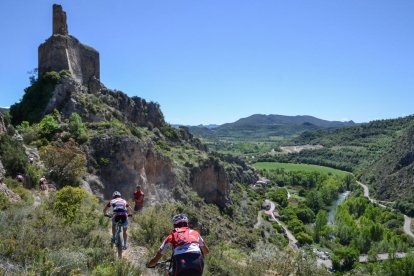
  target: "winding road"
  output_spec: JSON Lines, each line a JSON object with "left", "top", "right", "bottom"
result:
{"left": 357, "top": 181, "right": 414, "bottom": 238}
{"left": 265, "top": 200, "right": 299, "bottom": 249}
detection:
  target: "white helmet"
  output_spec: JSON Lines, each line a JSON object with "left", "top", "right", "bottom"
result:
{"left": 172, "top": 214, "right": 189, "bottom": 226}
{"left": 112, "top": 191, "right": 121, "bottom": 198}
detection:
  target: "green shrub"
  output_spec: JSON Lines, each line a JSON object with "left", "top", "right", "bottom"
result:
{"left": 0, "top": 134, "right": 27, "bottom": 177}
{"left": 91, "top": 260, "right": 141, "bottom": 276}
{"left": 26, "top": 163, "right": 43, "bottom": 188}
{"left": 39, "top": 114, "right": 60, "bottom": 140}
{"left": 10, "top": 71, "right": 61, "bottom": 125}
{"left": 46, "top": 249, "right": 88, "bottom": 274}
{"left": 53, "top": 186, "right": 98, "bottom": 223}
{"left": 296, "top": 232, "right": 313, "bottom": 244}
{"left": 0, "top": 192, "right": 10, "bottom": 210}
{"left": 131, "top": 204, "right": 174, "bottom": 254}
{"left": 69, "top": 112, "right": 88, "bottom": 142}
{"left": 12, "top": 187, "right": 33, "bottom": 205}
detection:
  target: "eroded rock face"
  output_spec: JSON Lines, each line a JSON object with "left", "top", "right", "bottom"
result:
{"left": 0, "top": 160, "right": 5, "bottom": 180}
{"left": 44, "top": 76, "right": 165, "bottom": 129}
{"left": 87, "top": 136, "right": 177, "bottom": 202}
{"left": 0, "top": 112, "right": 6, "bottom": 134}
{"left": 190, "top": 158, "right": 230, "bottom": 208}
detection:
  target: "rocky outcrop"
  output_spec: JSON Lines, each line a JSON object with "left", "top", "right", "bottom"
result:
{"left": 0, "top": 112, "right": 6, "bottom": 134}
{"left": 45, "top": 76, "right": 165, "bottom": 129}
{"left": 0, "top": 160, "right": 5, "bottom": 180}
{"left": 190, "top": 158, "right": 230, "bottom": 208}
{"left": 38, "top": 5, "right": 99, "bottom": 85}
{"left": 86, "top": 136, "right": 177, "bottom": 202}
{"left": 0, "top": 183, "right": 21, "bottom": 202}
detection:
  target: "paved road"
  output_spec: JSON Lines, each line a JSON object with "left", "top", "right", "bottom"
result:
{"left": 404, "top": 215, "right": 414, "bottom": 238}
{"left": 359, "top": 252, "right": 408, "bottom": 263}
{"left": 357, "top": 181, "right": 414, "bottom": 237}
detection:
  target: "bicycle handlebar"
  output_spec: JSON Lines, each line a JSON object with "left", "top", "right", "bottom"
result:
{"left": 104, "top": 213, "right": 132, "bottom": 218}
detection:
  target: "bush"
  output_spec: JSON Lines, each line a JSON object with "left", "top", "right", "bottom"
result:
{"left": 40, "top": 141, "right": 87, "bottom": 186}
{"left": 53, "top": 186, "right": 98, "bottom": 223}
{"left": 10, "top": 71, "right": 61, "bottom": 125}
{"left": 39, "top": 114, "right": 60, "bottom": 140}
{"left": 12, "top": 187, "right": 33, "bottom": 205}
{"left": 0, "top": 134, "right": 27, "bottom": 177}
{"left": 131, "top": 204, "right": 174, "bottom": 254}
{"left": 0, "top": 192, "right": 10, "bottom": 210}
{"left": 91, "top": 260, "right": 141, "bottom": 276}
{"left": 26, "top": 163, "right": 43, "bottom": 188}
{"left": 296, "top": 232, "right": 313, "bottom": 244}
{"left": 69, "top": 113, "right": 88, "bottom": 142}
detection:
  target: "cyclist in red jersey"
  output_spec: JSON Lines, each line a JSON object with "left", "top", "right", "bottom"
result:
{"left": 103, "top": 191, "right": 133, "bottom": 249}
{"left": 147, "top": 214, "right": 209, "bottom": 275}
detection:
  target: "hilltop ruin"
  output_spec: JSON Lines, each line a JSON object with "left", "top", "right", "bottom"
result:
{"left": 38, "top": 4, "right": 100, "bottom": 85}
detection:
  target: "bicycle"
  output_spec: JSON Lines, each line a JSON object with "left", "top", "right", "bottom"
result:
{"left": 105, "top": 213, "right": 132, "bottom": 258}
{"left": 149, "top": 259, "right": 172, "bottom": 276}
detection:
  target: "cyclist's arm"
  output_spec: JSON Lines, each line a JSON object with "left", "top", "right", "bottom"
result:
{"left": 127, "top": 205, "right": 133, "bottom": 213}
{"left": 103, "top": 203, "right": 110, "bottom": 215}
{"left": 201, "top": 244, "right": 209, "bottom": 256}
{"left": 147, "top": 252, "right": 162, "bottom": 268}
{"left": 199, "top": 236, "right": 209, "bottom": 255}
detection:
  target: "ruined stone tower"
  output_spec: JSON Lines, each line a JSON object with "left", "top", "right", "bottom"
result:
{"left": 38, "top": 4, "right": 100, "bottom": 85}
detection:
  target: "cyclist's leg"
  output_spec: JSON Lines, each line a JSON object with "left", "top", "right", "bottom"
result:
{"left": 122, "top": 219, "right": 128, "bottom": 248}
{"left": 173, "top": 253, "right": 203, "bottom": 276}
{"left": 111, "top": 220, "right": 116, "bottom": 240}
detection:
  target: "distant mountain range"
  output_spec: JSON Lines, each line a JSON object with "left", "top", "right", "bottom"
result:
{"left": 179, "top": 114, "right": 355, "bottom": 140}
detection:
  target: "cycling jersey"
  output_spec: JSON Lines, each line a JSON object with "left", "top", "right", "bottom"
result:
{"left": 159, "top": 227, "right": 205, "bottom": 256}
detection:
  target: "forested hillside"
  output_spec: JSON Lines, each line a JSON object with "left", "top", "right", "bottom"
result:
{"left": 187, "top": 114, "right": 355, "bottom": 141}
{"left": 260, "top": 115, "right": 414, "bottom": 212}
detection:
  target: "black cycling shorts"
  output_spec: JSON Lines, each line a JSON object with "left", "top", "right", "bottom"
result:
{"left": 172, "top": 253, "right": 204, "bottom": 276}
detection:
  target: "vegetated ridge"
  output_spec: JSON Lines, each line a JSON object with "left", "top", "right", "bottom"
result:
{"left": 186, "top": 114, "right": 355, "bottom": 140}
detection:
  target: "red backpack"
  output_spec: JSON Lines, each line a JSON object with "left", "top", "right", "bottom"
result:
{"left": 171, "top": 227, "right": 200, "bottom": 248}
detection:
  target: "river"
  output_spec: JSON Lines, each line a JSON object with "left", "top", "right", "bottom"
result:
{"left": 328, "top": 191, "right": 350, "bottom": 225}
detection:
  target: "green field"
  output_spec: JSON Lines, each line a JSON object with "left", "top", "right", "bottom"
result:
{"left": 253, "top": 162, "right": 351, "bottom": 177}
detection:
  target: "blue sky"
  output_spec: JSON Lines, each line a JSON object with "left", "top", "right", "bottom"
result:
{"left": 1, "top": 1, "right": 413, "bottom": 125}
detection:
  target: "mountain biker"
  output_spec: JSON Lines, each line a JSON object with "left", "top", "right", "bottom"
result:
{"left": 147, "top": 214, "right": 209, "bottom": 275}
{"left": 103, "top": 191, "right": 133, "bottom": 250}
{"left": 133, "top": 185, "right": 145, "bottom": 212}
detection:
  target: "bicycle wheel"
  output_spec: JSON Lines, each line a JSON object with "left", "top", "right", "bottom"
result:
{"left": 116, "top": 225, "right": 123, "bottom": 258}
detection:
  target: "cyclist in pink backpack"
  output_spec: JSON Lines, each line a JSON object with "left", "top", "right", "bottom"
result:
{"left": 147, "top": 214, "right": 209, "bottom": 275}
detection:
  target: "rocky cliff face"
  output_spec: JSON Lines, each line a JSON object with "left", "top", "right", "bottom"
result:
{"left": 86, "top": 135, "right": 177, "bottom": 202}
{"left": 190, "top": 158, "right": 230, "bottom": 208}
{"left": 83, "top": 133, "right": 255, "bottom": 208}
{"left": 0, "top": 112, "right": 6, "bottom": 134}
{"left": 0, "top": 160, "right": 5, "bottom": 181}
{"left": 0, "top": 113, "right": 6, "bottom": 179}
{"left": 45, "top": 76, "right": 165, "bottom": 129}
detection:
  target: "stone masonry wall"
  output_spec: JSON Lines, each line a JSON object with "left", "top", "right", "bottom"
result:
{"left": 38, "top": 4, "right": 100, "bottom": 85}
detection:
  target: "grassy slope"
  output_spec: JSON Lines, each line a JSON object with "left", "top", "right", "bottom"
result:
{"left": 254, "top": 162, "right": 351, "bottom": 177}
